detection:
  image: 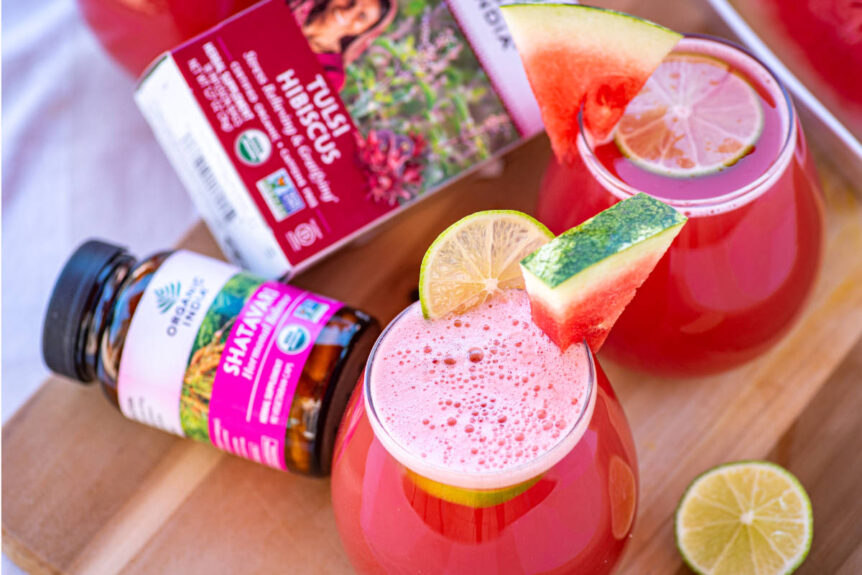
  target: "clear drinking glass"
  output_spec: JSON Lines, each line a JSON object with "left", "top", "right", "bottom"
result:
{"left": 331, "top": 302, "right": 639, "bottom": 574}
{"left": 537, "top": 36, "right": 825, "bottom": 376}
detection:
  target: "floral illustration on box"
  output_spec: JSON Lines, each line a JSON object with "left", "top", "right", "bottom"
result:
{"left": 180, "top": 273, "right": 262, "bottom": 442}
{"left": 355, "top": 129, "right": 425, "bottom": 204}
{"left": 292, "top": 0, "right": 518, "bottom": 205}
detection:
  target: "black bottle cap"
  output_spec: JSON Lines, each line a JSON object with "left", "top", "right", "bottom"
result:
{"left": 42, "top": 240, "right": 128, "bottom": 382}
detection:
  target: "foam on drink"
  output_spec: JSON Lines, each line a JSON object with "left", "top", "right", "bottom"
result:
{"left": 367, "top": 290, "right": 595, "bottom": 489}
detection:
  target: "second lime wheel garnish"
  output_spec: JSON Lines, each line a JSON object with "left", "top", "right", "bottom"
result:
{"left": 615, "top": 53, "right": 764, "bottom": 177}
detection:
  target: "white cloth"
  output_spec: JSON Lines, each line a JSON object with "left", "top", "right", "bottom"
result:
{"left": 2, "top": 2, "right": 200, "bottom": 569}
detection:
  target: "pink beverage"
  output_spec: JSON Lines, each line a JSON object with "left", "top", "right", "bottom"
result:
{"left": 331, "top": 291, "right": 639, "bottom": 574}
{"left": 77, "top": 0, "right": 259, "bottom": 75}
{"left": 728, "top": 0, "right": 862, "bottom": 135}
{"left": 370, "top": 291, "right": 592, "bottom": 480}
{"left": 537, "top": 36, "right": 824, "bottom": 376}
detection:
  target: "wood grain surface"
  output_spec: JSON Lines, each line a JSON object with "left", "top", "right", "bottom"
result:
{"left": 4, "top": 2, "right": 862, "bottom": 574}
{"left": 4, "top": 134, "right": 861, "bottom": 574}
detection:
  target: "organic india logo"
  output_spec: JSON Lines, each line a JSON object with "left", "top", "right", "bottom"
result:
{"left": 155, "top": 282, "right": 181, "bottom": 314}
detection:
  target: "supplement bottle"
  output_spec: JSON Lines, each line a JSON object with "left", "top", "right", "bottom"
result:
{"left": 42, "top": 240, "right": 380, "bottom": 475}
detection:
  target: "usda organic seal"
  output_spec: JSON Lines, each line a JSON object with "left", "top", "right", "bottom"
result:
{"left": 235, "top": 129, "right": 272, "bottom": 166}
{"left": 277, "top": 324, "right": 311, "bottom": 355}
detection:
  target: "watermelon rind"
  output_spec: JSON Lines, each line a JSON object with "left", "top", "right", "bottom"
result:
{"left": 520, "top": 194, "right": 686, "bottom": 350}
{"left": 521, "top": 193, "right": 686, "bottom": 288}
{"left": 501, "top": 3, "right": 682, "bottom": 162}
{"left": 504, "top": 3, "right": 680, "bottom": 36}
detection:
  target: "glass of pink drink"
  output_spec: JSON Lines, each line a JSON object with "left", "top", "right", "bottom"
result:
{"left": 77, "top": 0, "right": 259, "bottom": 75}
{"left": 728, "top": 0, "right": 862, "bottom": 134}
{"left": 331, "top": 291, "right": 638, "bottom": 574}
{"left": 538, "top": 36, "right": 824, "bottom": 376}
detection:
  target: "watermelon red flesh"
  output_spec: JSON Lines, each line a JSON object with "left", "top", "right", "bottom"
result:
{"left": 501, "top": 4, "right": 682, "bottom": 165}
{"left": 526, "top": 254, "right": 665, "bottom": 352}
{"left": 520, "top": 193, "right": 686, "bottom": 352}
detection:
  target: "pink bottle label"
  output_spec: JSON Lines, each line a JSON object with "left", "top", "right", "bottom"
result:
{"left": 206, "top": 282, "right": 342, "bottom": 470}
{"left": 118, "top": 251, "right": 344, "bottom": 471}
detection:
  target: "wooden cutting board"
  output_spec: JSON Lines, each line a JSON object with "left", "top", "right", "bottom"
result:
{"left": 4, "top": 134, "right": 862, "bottom": 574}
{"left": 4, "top": 1, "right": 862, "bottom": 571}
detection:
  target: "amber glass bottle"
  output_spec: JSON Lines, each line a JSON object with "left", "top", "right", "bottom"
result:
{"left": 42, "top": 240, "right": 379, "bottom": 475}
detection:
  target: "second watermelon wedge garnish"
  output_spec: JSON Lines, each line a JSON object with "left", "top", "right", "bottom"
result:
{"left": 521, "top": 194, "right": 686, "bottom": 352}
{"left": 501, "top": 3, "right": 681, "bottom": 164}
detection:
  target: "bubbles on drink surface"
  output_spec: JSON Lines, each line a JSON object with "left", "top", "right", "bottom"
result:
{"left": 371, "top": 290, "right": 590, "bottom": 475}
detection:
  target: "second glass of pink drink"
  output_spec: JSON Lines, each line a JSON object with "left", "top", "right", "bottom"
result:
{"left": 539, "top": 36, "right": 824, "bottom": 376}
{"left": 331, "top": 291, "right": 638, "bottom": 574}
{"left": 77, "top": 0, "right": 259, "bottom": 75}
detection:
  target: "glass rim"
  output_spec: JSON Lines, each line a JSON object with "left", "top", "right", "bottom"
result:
{"left": 577, "top": 33, "right": 798, "bottom": 216}
{"left": 363, "top": 299, "right": 598, "bottom": 491}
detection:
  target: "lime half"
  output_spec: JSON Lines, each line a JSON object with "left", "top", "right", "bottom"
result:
{"left": 615, "top": 53, "right": 764, "bottom": 177}
{"left": 676, "top": 461, "right": 813, "bottom": 575}
{"left": 419, "top": 211, "right": 552, "bottom": 319}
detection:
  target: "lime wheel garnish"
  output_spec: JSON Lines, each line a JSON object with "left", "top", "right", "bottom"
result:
{"left": 615, "top": 53, "right": 764, "bottom": 177}
{"left": 419, "top": 210, "right": 552, "bottom": 319}
{"left": 406, "top": 469, "right": 541, "bottom": 508}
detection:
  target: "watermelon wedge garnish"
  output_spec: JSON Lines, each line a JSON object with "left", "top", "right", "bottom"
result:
{"left": 520, "top": 194, "right": 686, "bottom": 351}
{"left": 501, "top": 3, "right": 682, "bottom": 164}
